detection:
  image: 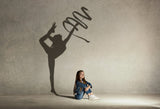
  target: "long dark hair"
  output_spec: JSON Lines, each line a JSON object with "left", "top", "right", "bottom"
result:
{"left": 73, "top": 70, "right": 87, "bottom": 95}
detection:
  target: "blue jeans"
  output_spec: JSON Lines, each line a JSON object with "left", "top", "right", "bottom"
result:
{"left": 75, "top": 88, "right": 92, "bottom": 100}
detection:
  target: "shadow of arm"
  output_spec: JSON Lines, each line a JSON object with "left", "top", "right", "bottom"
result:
{"left": 63, "top": 28, "right": 75, "bottom": 45}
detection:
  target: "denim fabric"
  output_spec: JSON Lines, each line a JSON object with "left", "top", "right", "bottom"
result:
{"left": 74, "top": 80, "right": 92, "bottom": 100}
{"left": 75, "top": 88, "right": 92, "bottom": 100}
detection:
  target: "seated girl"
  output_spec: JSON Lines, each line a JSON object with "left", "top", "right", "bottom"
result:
{"left": 73, "top": 70, "right": 99, "bottom": 100}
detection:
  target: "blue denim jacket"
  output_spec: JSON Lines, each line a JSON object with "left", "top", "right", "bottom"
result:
{"left": 74, "top": 80, "right": 92, "bottom": 95}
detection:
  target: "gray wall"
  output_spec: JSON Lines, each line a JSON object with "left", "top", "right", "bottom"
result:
{"left": 0, "top": 0, "right": 160, "bottom": 95}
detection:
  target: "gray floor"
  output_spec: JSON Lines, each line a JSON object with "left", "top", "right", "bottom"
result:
{"left": 0, "top": 94, "right": 160, "bottom": 109}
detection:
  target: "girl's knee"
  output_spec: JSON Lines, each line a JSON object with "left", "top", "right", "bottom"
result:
{"left": 85, "top": 88, "right": 89, "bottom": 91}
{"left": 85, "top": 88, "right": 92, "bottom": 94}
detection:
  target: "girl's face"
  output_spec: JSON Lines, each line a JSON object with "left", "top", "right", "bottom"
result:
{"left": 80, "top": 71, "right": 85, "bottom": 80}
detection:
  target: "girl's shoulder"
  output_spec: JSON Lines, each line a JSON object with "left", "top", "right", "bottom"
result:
{"left": 76, "top": 80, "right": 79, "bottom": 83}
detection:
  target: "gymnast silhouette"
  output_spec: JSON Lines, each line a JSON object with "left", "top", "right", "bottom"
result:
{"left": 39, "top": 22, "right": 75, "bottom": 95}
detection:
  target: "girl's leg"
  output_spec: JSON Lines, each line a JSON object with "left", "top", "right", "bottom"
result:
{"left": 75, "top": 91, "right": 85, "bottom": 100}
{"left": 85, "top": 88, "right": 93, "bottom": 95}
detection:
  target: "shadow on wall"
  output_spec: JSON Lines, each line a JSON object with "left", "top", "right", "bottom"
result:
{"left": 39, "top": 6, "right": 92, "bottom": 99}
{"left": 39, "top": 22, "right": 75, "bottom": 98}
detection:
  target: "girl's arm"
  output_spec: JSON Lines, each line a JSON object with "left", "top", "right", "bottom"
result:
{"left": 86, "top": 81, "right": 92, "bottom": 88}
{"left": 85, "top": 84, "right": 91, "bottom": 91}
{"left": 76, "top": 81, "right": 87, "bottom": 88}
{"left": 76, "top": 81, "right": 91, "bottom": 92}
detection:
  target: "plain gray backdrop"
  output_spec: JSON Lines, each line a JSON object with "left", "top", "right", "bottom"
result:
{"left": 0, "top": 0, "right": 160, "bottom": 95}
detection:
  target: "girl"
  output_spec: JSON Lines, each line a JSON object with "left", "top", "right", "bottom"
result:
{"left": 73, "top": 70, "right": 99, "bottom": 100}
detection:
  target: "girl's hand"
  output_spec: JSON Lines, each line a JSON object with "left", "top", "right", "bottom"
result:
{"left": 87, "top": 84, "right": 90, "bottom": 87}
